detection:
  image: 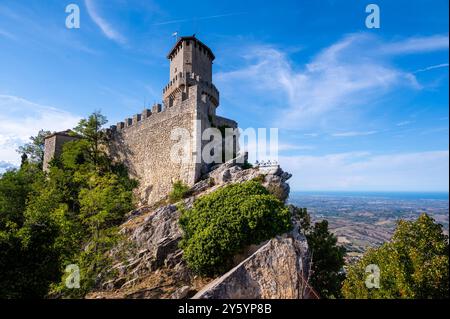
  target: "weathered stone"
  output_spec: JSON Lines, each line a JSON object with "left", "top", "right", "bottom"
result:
{"left": 192, "top": 225, "right": 315, "bottom": 299}
{"left": 170, "top": 286, "right": 192, "bottom": 299}
{"left": 94, "top": 161, "right": 309, "bottom": 299}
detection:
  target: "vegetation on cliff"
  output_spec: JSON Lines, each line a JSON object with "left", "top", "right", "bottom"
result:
{"left": 291, "top": 206, "right": 346, "bottom": 299}
{"left": 179, "top": 181, "right": 292, "bottom": 276}
{"left": 342, "top": 213, "right": 449, "bottom": 299}
{"left": 0, "top": 112, "right": 137, "bottom": 298}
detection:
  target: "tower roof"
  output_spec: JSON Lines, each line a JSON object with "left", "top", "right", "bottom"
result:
{"left": 167, "top": 36, "right": 215, "bottom": 61}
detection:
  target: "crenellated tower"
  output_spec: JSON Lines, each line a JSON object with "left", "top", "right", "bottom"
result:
{"left": 163, "top": 36, "right": 219, "bottom": 110}
{"left": 43, "top": 36, "right": 238, "bottom": 206}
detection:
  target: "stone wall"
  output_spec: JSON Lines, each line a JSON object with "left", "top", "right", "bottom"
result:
{"left": 43, "top": 131, "right": 79, "bottom": 172}
{"left": 109, "top": 83, "right": 237, "bottom": 206}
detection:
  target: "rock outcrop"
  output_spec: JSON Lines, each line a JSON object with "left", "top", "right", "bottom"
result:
{"left": 192, "top": 220, "right": 316, "bottom": 299}
{"left": 88, "top": 160, "right": 314, "bottom": 299}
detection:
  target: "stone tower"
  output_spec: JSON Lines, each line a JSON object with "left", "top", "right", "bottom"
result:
{"left": 43, "top": 36, "right": 238, "bottom": 206}
{"left": 163, "top": 36, "right": 219, "bottom": 111}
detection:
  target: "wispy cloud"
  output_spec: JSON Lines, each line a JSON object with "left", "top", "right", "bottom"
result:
{"left": 0, "top": 95, "right": 81, "bottom": 166}
{"left": 281, "top": 150, "right": 449, "bottom": 191}
{"left": 85, "top": 0, "right": 126, "bottom": 44}
{"left": 303, "top": 133, "right": 319, "bottom": 137}
{"left": 0, "top": 28, "right": 16, "bottom": 41}
{"left": 396, "top": 120, "right": 414, "bottom": 126}
{"left": 152, "top": 12, "right": 246, "bottom": 26}
{"left": 381, "top": 35, "right": 449, "bottom": 55}
{"left": 331, "top": 131, "right": 378, "bottom": 137}
{"left": 217, "top": 33, "right": 444, "bottom": 130}
{"left": 414, "top": 63, "right": 449, "bottom": 73}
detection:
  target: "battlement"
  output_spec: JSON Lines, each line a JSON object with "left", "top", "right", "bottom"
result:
{"left": 108, "top": 103, "right": 165, "bottom": 133}
{"left": 43, "top": 36, "right": 237, "bottom": 207}
{"left": 163, "top": 71, "right": 219, "bottom": 107}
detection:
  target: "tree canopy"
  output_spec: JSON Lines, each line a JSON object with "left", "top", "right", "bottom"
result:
{"left": 0, "top": 111, "right": 137, "bottom": 298}
{"left": 342, "top": 213, "right": 449, "bottom": 299}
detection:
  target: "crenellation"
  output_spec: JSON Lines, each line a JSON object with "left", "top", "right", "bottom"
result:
{"left": 142, "top": 108, "right": 151, "bottom": 119}
{"left": 43, "top": 36, "right": 237, "bottom": 206}
{"left": 152, "top": 103, "right": 162, "bottom": 113}
{"left": 133, "top": 113, "right": 142, "bottom": 124}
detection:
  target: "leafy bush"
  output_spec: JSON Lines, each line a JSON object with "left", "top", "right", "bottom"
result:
{"left": 168, "top": 181, "right": 191, "bottom": 203}
{"left": 342, "top": 213, "right": 449, "bottom": 299}
{"left": 179, "top": 181, "right": 292, "bottom": 276}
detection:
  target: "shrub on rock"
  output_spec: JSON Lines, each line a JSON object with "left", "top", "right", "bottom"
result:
{"left": 179, "top": 180, "right": 292, "bottom": 276}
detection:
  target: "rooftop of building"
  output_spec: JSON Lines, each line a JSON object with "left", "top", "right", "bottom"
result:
{"left": 167, "top": 35, "right": 215, "bottom": 61}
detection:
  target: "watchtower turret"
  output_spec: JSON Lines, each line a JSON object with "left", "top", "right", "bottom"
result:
{"left": 163, "top": 36, "right": 219, "bottom": 108}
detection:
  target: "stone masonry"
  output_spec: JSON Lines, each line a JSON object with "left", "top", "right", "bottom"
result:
{"left": 43, "top": 36, "right": 238, "bottom": 206}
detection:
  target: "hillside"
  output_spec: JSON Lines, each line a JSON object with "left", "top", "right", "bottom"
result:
{"left": 87, "top": 159, "right": 317, "bottom": 299}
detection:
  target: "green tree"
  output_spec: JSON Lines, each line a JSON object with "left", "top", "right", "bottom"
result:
{"left": 342, "top": 213, "right": 449, "bottom": 299}
{"left": 307, "top": 220, "right": 346, "bottom": 298}
{"left": 1, "top": 111, "right": 137, "bottom": 298}
{"left": 290, "top": 206, "right": 346, "bottom": 299}
{"left": 72, "top": 111, "right": 108, "bottom": 169}
{"left": 17, "top": 130, "right": 51, "bottom": 168}
{"left": 0, "top": 163, "right": 58, "bottom": 298}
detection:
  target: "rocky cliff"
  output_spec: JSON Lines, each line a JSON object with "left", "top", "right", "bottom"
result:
{"left": 87, "top": 160, "right": 316, "bottom": 299}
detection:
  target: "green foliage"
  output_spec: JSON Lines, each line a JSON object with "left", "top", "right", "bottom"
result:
{"left": 251, "top": 174, "right": 266, "bottom": 184}
{"left": 168, "top": 180, "right": 191, "bottom": 203}
{"left": 290, "top": 205, "right": 346, "bottom": 299}
{"left": 0, "top": 163, "right": 59, "bottom": 298}
{"left": 342, "top": 213, "right": 449, "bottom": 299}
{"left": 72, "top": 111, "right": 108, "bottom": 168}
{"left": 307, "top": 220, "right": 346, "bottom": 298}
{"left": 0, "top": 164, "right": 44, "bottom": 227}
{"left": 179, "top": 181, "right": 292, "bottom": 276}
{"left": 16, "top": 129, "right": 51, "bottom": 168}
{"left": 0, "top": 111, "right": 136, "bottom": 298}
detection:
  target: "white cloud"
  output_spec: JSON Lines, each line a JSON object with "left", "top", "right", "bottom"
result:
{"left": 0, "top": 95, "right": 81, "bottom": 167}
{"left": 331, "top": 131, "right": 377, "bottom": 137}
{"left": 414, "top": 63, "right": 449, "bottom": 73}
{"left": 280, "top": 151, "right": 449, "bottom": 192}
{"left": 85, "top": 0, "right": 126, "bottom": 45}
{"left": 381, "top": 35, "right": 449, "bottom": 55}
{"left": 303, "top": 133, "right": 319, "bottom": 137}
{"left": 396, "top": 120, "right": 414, "bottom": 127}
{"left": 216, "top": 33, "right": 449, "bottom": 130}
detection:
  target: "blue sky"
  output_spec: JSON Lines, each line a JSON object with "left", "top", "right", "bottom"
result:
{"left": 0, "top": 0, "right": 448, "bottom": 191}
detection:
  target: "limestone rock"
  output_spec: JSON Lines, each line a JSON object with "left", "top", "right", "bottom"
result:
{"left": 95, "top": 160, "right": 309, "bottom": 299}
{"left": 130, "top": 204, "right": 183, "bottom": 271}
{"left": 170, "top": 286, "right": 192, "bottom": 299}
{"left": 192, "top": 225, "right": 316, "bottom": 299}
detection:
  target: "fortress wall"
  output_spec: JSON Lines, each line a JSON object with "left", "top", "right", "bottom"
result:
{"left": 109, "top": 85, "right": 201, "bottom": 206}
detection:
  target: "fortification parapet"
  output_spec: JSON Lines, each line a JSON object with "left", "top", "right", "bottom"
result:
{"left": 162, "top": 71, "right": 219, "bottom": 107}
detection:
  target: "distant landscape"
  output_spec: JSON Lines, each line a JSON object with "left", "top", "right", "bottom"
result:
{"left": 289, "top": 191, "right": 449, "bottom": 263}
